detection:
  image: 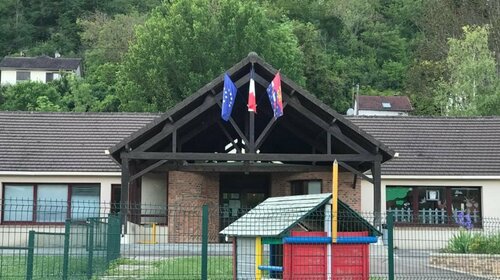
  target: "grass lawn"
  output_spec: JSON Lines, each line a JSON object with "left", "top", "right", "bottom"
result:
{"left": 104, "top": 256, "right": 233, "bottom": 280}
{"left": 1, "top": 255, "right": 385, "bottom": 279}
{"left": 0, "top": 255, "right": 108, "bottom": 280}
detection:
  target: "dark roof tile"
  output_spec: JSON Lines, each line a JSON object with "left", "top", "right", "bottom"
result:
{"left": 349, "top": 116, "right": 500, "bottom": 176}
{"left": 356, "top": 95, "right": 413, "bottom": 111}
{"left": 0, "top": 112, "right": 159, "bottom": 172}
{"left": 0, "top": 56, "right": 81, "bottom": 70}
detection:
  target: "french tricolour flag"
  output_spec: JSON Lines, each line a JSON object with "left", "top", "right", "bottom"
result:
{"left": 247, "top": 66, "right": 257, "bottom": 113}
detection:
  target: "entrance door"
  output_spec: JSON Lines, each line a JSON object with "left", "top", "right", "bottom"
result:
{"left": 219, "top": 173, "right": 270, "bottom": 231}
{"left": 111, "top": 184, "right": 121, "bottom": 214}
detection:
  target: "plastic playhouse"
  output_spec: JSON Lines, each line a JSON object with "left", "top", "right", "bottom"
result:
{"left": 220, "top": 161, "right": 381, "bottom": 280}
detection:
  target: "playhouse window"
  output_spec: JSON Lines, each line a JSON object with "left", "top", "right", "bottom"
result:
{"left": 291, "top": 180, "right": 321, "bottom": 195}
{"left": 2, "top": 183, "right": 100, "bottom": 223}
{"left": 386, "top": 186, "right": 482, "bottom": 226}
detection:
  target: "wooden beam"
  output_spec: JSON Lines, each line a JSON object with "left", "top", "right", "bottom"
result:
{"left": 130, "top": 160, "right": 168, "bottom": 182}
{"left": 249, "top": 111, "right": 255, "bottom": 153}
{"left": 120, "top": 157, "right": 130, "bottom": 230}
{"left": 159, "top": 162, "right": 332, "bottom": 172}
{"left": 337, "top": 161, "right": 373, "bottom": 184}
{"left": 135, "top": 73, "right": 252, "bottom": 153}
{"left": 281, "top": 121, "right": 326, "bottom": 153}
{"left": 135, "top": 93, "right": 219, "bottom": 152}
{"left": 178, "top": 115, "right": 218, "bottom": 146}
{"left": 371, "top": 156, "right": 382, "bottom": 228}
{"left": 254, "top": 102, "right": 288, "bottom": 150}
{"left": 217, "top": 121, "right": 241, "bottom": 153}
{"left": 172, "top": 129, "right": 177, "bottom": 153}
{"left": 330, "top": 124, "right": 375, "bottom": 154}
{"left": 216, "top": 100, "right": 249, "bottom": 147}
{"left": 287, "top": 96, "right": 371, "bottom": 155}
{"left": 122, "top": 151, "right": 376, "bottom": 162}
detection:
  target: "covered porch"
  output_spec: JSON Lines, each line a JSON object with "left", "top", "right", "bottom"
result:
{"left": 109, "top": 53, "right": 393, "bottom": 242}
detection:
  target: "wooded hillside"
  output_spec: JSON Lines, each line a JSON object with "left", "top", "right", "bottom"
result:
{"left": 0, "top": 0, "right": 499, "bottom": 116}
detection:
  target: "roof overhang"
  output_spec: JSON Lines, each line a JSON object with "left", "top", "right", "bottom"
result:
{"left": 110, "top": 53, "right": 394, "bottom": 174}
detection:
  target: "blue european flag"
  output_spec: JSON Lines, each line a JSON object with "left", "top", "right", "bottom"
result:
{"left": 221, "top": 73, "right": 237, "bottom": 121}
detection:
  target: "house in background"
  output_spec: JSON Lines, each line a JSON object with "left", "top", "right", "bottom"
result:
{"left": 351, "top": 116, "right": 500, "bottom": 248}
{"left": 0, "top": 55, "right": 82, "bottom": 85}
{"left": 354, "top": 95, "right": 413, "bottom": 116}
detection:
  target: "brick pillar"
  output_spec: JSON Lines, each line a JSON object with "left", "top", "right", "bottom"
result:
{"left": 167, "top": 171, "right": 220, "bottom": 243}
{"left": 270, "top": 172, "right": 361, "bottom": 211}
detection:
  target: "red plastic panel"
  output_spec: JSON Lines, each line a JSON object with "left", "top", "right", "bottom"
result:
{"left": 332, "top": 232, "right": 369, "bottom": 280}
{"left": 283, "top": 231, "right": 327, "bottom": 279}
{"left": 283, "top": 231, "right": 370, "bottom": 280}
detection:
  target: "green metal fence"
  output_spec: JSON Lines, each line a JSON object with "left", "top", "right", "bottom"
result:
{"left": 0, "top": 199, "right": 499, "bottom": 279}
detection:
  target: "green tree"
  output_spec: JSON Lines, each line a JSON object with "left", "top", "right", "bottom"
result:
{"left": 79, "top": 12, "right": 146, "bottom": 67}
{"left": 436, "top": 26, "right": 500, "bottom": 116}
{"left": 0, "top": 0, "right": 33, "bottom": 56}
{"left": 118, "top": 0, "right": 306, "bottom": 112}
{"left": 0, "top": 82, "right": 61, "bottom": 111}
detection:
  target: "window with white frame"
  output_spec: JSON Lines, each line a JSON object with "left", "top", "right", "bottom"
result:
{"left": 2, "top": 183, "right": 100, "bottom": 223}
{"left": 386, "top": 186, "right": 481, "bottom": 226}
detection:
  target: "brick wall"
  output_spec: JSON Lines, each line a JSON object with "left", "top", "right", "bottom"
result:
{"left": 270, "top": 171, "right": 361, "bottom": 211}
{"left": 165, "top": 170, "right": 362, "bottom": 243}
{"left": 167, "top": 171, "right": 220, "bottom": 242}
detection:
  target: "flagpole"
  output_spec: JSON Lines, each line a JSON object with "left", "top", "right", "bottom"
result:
{"left": 332, "top": 159, "right": 338, "bottom": 243}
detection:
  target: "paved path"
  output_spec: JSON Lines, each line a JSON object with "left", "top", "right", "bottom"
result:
{"left": 370, "top": 248, "right": 489, "bottom": 280}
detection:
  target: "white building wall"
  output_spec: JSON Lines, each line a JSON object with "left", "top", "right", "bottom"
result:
{"left": 0, "top": 70, "right": 17, "bottom": 85}
{"left": 141, "top": 173, "right": 167, "bottom": 205}
{"left": 357, "top": 109, "right": 408, "bottom": 116}
{"left": 30, "top": 71, "right": 46, "bottom": 83}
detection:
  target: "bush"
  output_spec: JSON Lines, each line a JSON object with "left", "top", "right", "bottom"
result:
{"left": 444, "top": 231, "right": 500, "bottom": 254}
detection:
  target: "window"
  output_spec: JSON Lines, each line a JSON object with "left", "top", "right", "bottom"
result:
{"left": 71, "top": 184, "right": 100, "bottom": 221}
{"left": 386, "top": 186, "right": 481, "bottom": 226}
{"left": 37, "top": 184, "right": 68, "bottom": 222}
{"left": 4, "top": 185, "right": 34, "bottom": 222}
{"left": 2, "top": 183, "right": 100, "bottom": 223}
{"left": 291, "top": 180, "right": 322, "bottom": 195}
{"left": 46, "top": 72, "right": 54, "bottom": 82}
{"left": 16, "top": 71, "right": 30, "bottom": 81}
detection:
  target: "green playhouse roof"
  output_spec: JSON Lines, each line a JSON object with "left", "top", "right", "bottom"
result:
{"left": 220, "top": 193, "right": 381, "bottom": 237}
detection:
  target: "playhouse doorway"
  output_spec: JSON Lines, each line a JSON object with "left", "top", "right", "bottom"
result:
{"left": 219, "top": 173, "right": 270, "bottom": 231}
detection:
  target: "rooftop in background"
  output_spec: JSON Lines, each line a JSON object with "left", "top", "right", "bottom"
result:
{"left": 1, "top": 112, "right": 498, "bottom": 177}
{"left": 354, "top": 95, "right": 413, "bottom": 116}
{"left": 0, "top": 111, "right": 159, "bottom": 173}
{"left": 350, "top": 116, "right": 500, "bottom": 176}
{"left": 0, "top": 56, "right": 82, "bottom": 71}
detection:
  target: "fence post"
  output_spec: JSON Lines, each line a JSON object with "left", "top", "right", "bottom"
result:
{"left": 387, "top": 212, "right": 395, "bottom": 280}
{"left": 26, "top": 230, "right": 35, "bottom": 280}
{"left": 107, "top": 214, "right": 122, "bottom": 264}
{"left": 62, "top": 219, "right": 71, "bottom": 280}
{"left": 201, "top": 205, "right": 209, "bottom": 280}
{"left": 87, "top": 220, "right": 94, "bottom": 279}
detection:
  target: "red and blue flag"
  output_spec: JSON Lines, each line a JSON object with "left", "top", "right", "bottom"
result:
{"left": 266, "top": 72, "right": 283, "bottom": 118}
